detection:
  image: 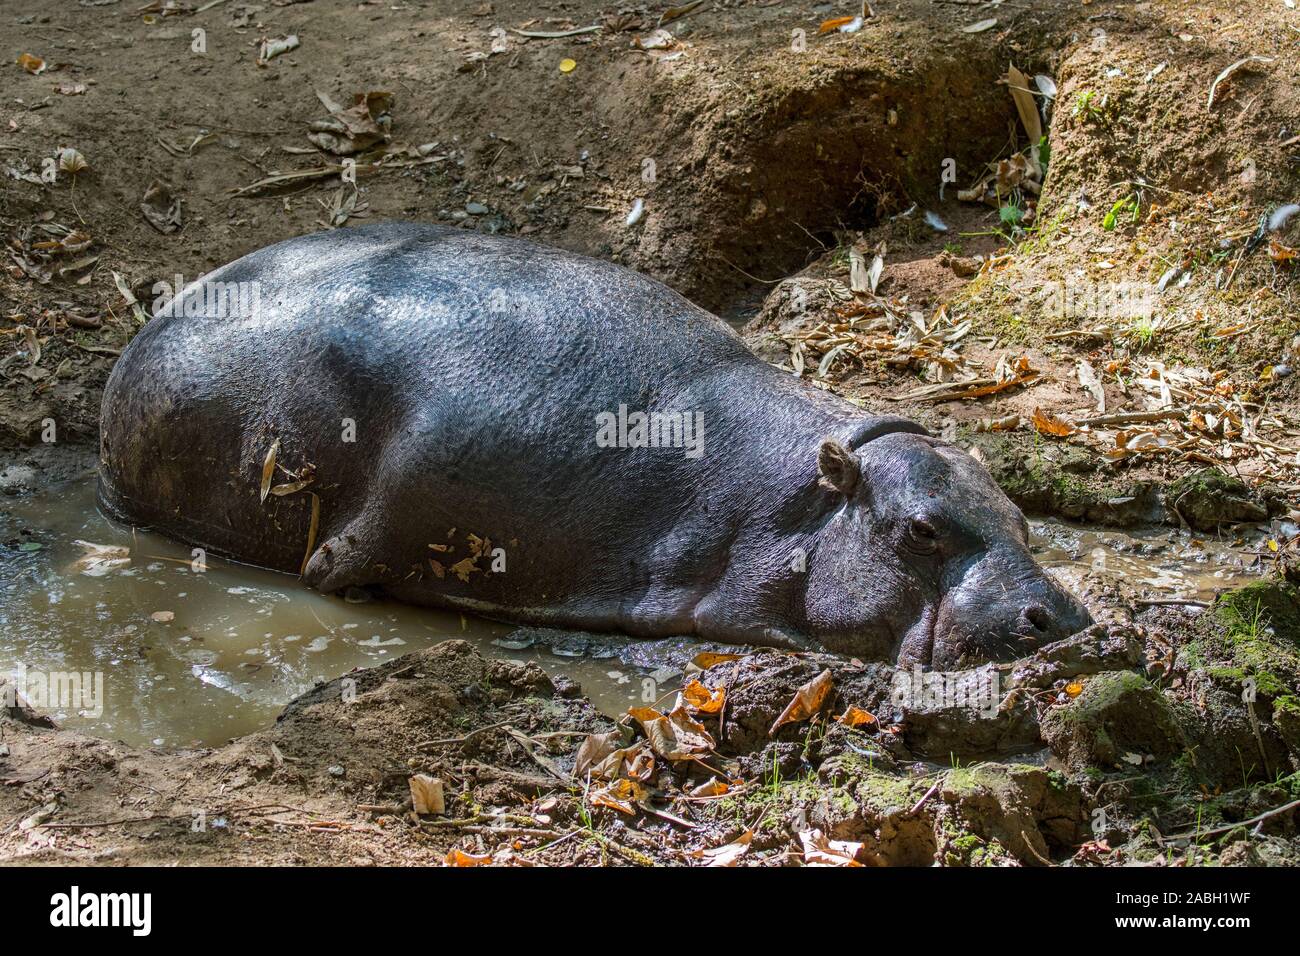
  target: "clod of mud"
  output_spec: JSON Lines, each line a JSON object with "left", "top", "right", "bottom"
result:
{"left": 975, "top": 433, "right": 1165, "bottom": 526}
{"left": 935, "top": 764, "right": 1087, "bottom": 867}
{"left": 0, "top": 676, "right": 56, "bottom": 729}
{"left": 1174, "top": 579, "right": 1300, "bottom": 785}
{"left": 698, "top": 627, "right": 1144, "bottom": 766}
{"left": 1040, "top": 670, "right": 1184, "bottom": 772}
{"left": 975, "top": 435, "right": 1285, "bottom": 531}
{"left": 1166, "top": 469, "right": 1284, "bottom": 531}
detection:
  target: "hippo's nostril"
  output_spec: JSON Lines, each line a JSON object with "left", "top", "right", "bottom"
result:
{"left": 1021, "top": 605, "right": 1052, "bottom": 635}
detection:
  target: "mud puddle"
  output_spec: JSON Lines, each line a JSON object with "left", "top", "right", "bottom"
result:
{"left": 0, "top": 478, "right": 680, "bottom": 747}
{"left": 0, "top": 477, "right": 1271, "bottom": 748}
{"left": 1031, "top": 518, "right": 1270, "bottom": 604}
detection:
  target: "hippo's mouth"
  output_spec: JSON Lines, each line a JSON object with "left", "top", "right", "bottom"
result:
{"left": 894, "top": 602, "right": 939, "bottom": 666}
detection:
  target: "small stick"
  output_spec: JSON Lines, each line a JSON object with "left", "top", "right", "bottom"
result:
{"left": 1166, "top": 798, "right": 1300, "bottom": 843}
{"left": 416, "top": 720, "right": 511, "bottom": 749}
{"left": 907, "top": 780, "right": 941, "bottom": 817}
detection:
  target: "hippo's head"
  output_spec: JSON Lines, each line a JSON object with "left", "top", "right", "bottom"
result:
{"left": 802, "top": 431, "right": 1092, "bottom": 668}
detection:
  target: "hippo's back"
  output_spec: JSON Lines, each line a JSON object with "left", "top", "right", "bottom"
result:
{"left": 97, "top": 223, "right": 774, "bottom": 571}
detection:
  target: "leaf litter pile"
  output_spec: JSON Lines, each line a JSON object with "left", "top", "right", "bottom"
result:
{"left": 441, "top": 650, "right": 895, "bottom": 867}
{"left": 776, "top": 270, "right": 1044, "bottom": 405}
{"left": 769, "top": 58, "right": 1299, "bottom": 491}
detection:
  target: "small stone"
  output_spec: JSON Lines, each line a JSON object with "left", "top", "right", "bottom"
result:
{"left": 328, "top": 765, "right": 346, "bottom": 777}
{"left": 465, "top": 202, "right": 489, "bottom": 215}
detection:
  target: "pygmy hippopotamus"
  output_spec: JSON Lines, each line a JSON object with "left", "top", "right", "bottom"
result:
{"left": 98, "top": 223, "right": 1091, "bottom": 668}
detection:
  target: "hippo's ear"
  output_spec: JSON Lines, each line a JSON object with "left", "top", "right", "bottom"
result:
{"left": 817, "top": 439, "right": 860, "bottom": 495}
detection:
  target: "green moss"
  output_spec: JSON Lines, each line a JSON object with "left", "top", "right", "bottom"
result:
{"left": 852, "top": 772, "right": 919, "bottom": 815}
{"left": 1186, "top": 581, "right": 1300, "bottom": 728}
{"left": 1041, "top": 671, "right": 1184, "bottom": 770}
{"left": 1057, "top": 671, "right": 1150, "bottom": 726}
{"left": 1215, "top": 581, "right": 1300, "bottom": 646}
{"left": 941, "top": 830, "right": 1014, "bottom": 867}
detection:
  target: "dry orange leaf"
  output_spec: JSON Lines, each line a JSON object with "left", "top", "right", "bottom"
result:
{"left": 681, "top": 679, "right": 725, "bottom": 714}
{"left": 628, "top": 704, "right": 715, "bottom": 761}
{"left": 1269, "top": 237, "right": 1297, "bottom": 262}
{"left": 690, "top": 777, "right": 730, "bottom": 798}
{"left": 259, "top": 438, "right": 279, "bottom": 503}
{"left": 16, "top": 54, "right": 46, "bottom": 75}
{"left": 769, "top": 668, "right": 834, "bottom": 736}
{"left": 589, "top": 741, "right": 656, "bottom": 783}
{"left": 817, "top": 16, "right": 855, "bottom": 33}
{"left": 834, "top": 705, "right": 877, "bottom": 728}
{"left": 590, "top": 777, "right": 646, "bottom": 815}
{"left": 1031, "top": 407, "right": 1076, "bottom": 438}
{"left": 444, "top": 848, "right": 492, "bottom": 866}
{"left": 691, "top": 651, "right": 746, "bottom": 670}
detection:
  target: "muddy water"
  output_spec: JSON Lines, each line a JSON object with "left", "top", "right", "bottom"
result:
{"left": 0, "top": 477, "right": 1270, "bottom": 748}
{"left": 0, "top": 478, "right": 673, "bottom": 747}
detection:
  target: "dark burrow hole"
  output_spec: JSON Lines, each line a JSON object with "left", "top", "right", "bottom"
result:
{"left": 691, "top": 59, "right": 1037, "bottom": 316}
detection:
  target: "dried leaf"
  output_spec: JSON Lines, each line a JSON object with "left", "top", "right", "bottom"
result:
{"left": 692, "top": 651, "right": 746, "bottom": 670}
{"left": 257, "top": 34, "right": 300, "bottom": 66}
{"left": 70, "top": 540, "right": 130, "bottom": 577}
{"left": 449, "top": 557, "right": 479, "bottom": 582}
{"left": 57, "top": 148, "right": 88, "bottom": 175}
{"left": 659, "top": 0, "right": 705, "bottom": 25}
{"left": 270, "top": 478, "right": 314, "bottom": 496}
{"left": 307, "top": 90, "right": 394, "bottom": 155}
{"left": 259, "top": 438, "right": 280, "bottom": 502}
{"left": 588, "top": 742, "right": 656, "bottom": 783}
{"left": 1207, "top": 55, "right": 1273, "bottom": 110}
{"left": 16, "top": 54, "right": 46, "bottom": 74}
{"left": 1268, "top": 237, "right": 1297, "bottom": 262}
{"left": 692, "top": 830, "right": 752, "bottom": 866}
{"left": 1005, "top": 64, "right": 1043, "bottom": 173}
{"left": 444, "top": 848, "right": 492, "bottom": 866}
{"left": 300, "top": 492, "right": 320, "bottom": 576}
{"left": 974, "top": 414, "right": 1021, "bottom": 433}
{"left": 681, "top": 680, "right": 725, "bottom": 715}
{"left": 1031, "top": 407, "right": 1076, "bottom": 438}
{"left": 690, "top": 778, "right": 730, "bottom": 798}
{"left": 590, "top": 777, "right": 646, "bottom": 815}
{"left": 140, "top": 179, "right": 182, "bottom": 234}
{"left": 574, "top": 730, "right": 624, "bottom": 778}
{"left": 1076, "top": 359, "right": 1106, "bottom": 413}
{"left": 628, "top": 704, "right": 715, "bottom": 761}
{"left": 409, "top": 774, "right": 445, "bottom": 815}
{"left": 799, "top": 828, "right": 863, "bottom": 866}
{"left": 818, "top": 16, "right": 856, "bottom": 33}
{"left": 834, "top": 705, "right": 877, "bottom": 728}
{"left": 769, "top": 668, "right": 833, "bottom": 736}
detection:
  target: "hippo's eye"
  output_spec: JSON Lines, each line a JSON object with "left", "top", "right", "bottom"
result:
{"left": 908, "top": 518, "right": 939, "bottom": 552}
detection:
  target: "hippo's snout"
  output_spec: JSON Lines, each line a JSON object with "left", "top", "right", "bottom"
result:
{"left": 925, "top": 556, "right": 1094, "bottom": 670}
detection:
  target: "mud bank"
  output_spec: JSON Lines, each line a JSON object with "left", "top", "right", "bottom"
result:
{"left": 3, "top": 575, "right": 1297, "bottom": 866}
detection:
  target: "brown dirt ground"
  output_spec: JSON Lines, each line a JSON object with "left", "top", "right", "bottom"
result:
{"left": 2, "top": 0, "right": 1299, "bottom": 865}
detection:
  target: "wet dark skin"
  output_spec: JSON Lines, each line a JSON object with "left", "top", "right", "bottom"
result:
{"left": 99, "top": 223, "right": 1091, "bottom": 667}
